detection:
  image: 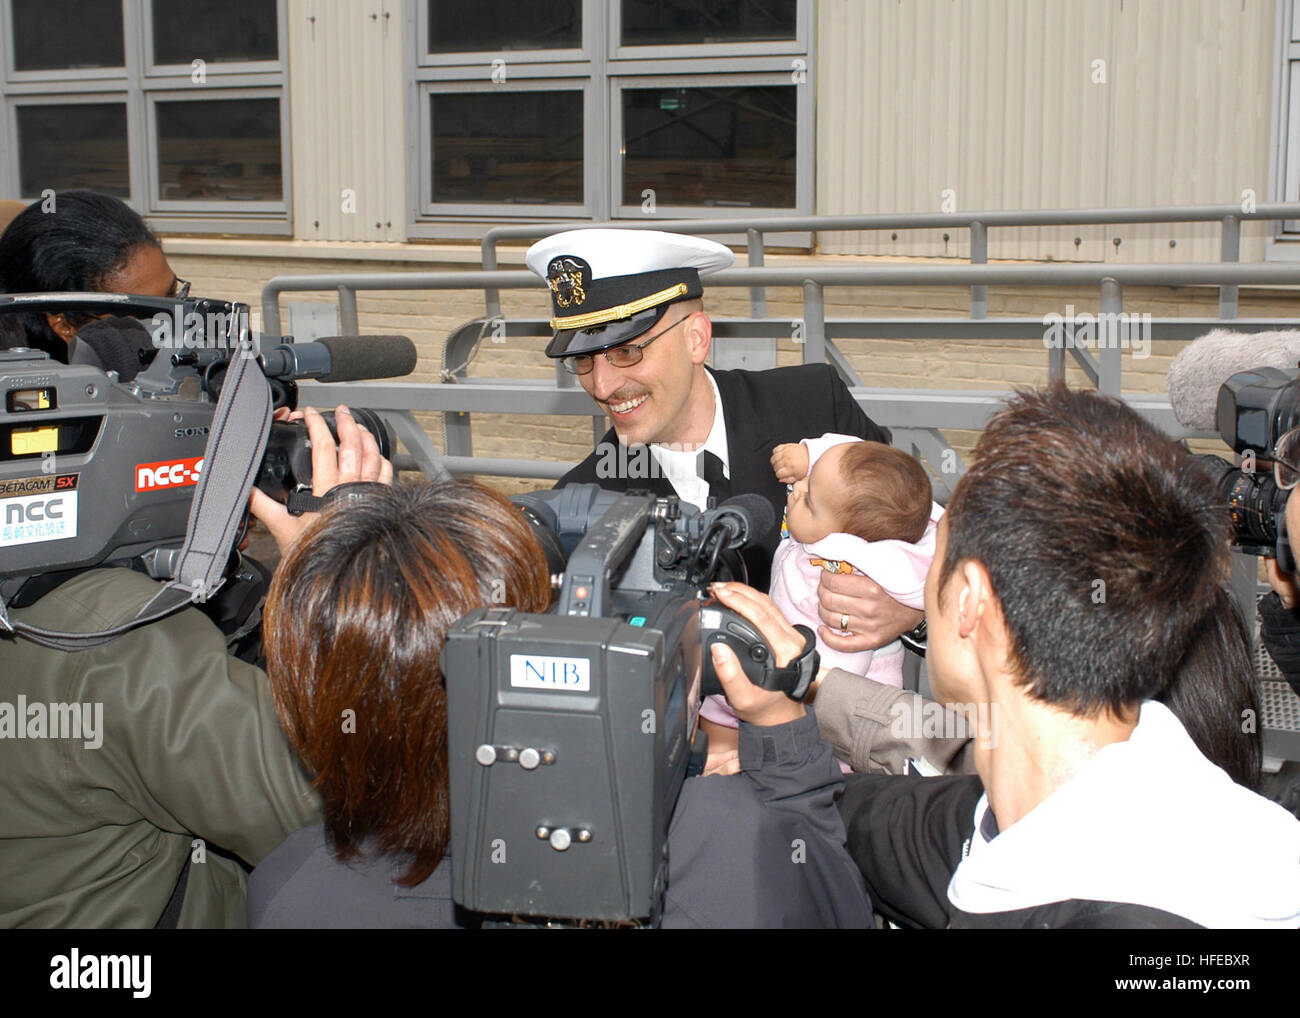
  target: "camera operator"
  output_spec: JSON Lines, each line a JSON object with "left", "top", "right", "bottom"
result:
{"left": 0, "top": 191, "right": 184, "bottom": 371}
{"left": 834, "top": 385, "right": 1300, "bottom": 929}
{"left": 0, "top": 405, "right": 388, "bottom": 928}
{"left": 247, "top": 480, "right": 872, "bottom": 929}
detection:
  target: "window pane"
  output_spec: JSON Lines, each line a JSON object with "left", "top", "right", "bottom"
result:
{"left": 427, "top": 0, "right": 580, "bottom": 52}
{"left": 11, "top": 0, "right": 123, "bottom": 71}
{"left": 623, "top": 85, "right": 796, "bottom": 208}
{"left": 155, "top": 99, "right": 282, "bottom": 201}
{"left": 17, "top": 104, "right": 129, "bottom": 198}
{"left": 151, "top": 0, "right": 277, "bottom": 64}
{"left": 431, "top": 92, "right": 583, "bottom": 205}
{"left": 621, "top": 0, "right": 796, "bottom": 46}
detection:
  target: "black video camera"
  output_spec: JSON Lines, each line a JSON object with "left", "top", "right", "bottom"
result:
{"left": 1194, "top": 367, "right": 1300, "bottom": 570}
{"left": 0, "top": 293, "right": 405, "bottom": 604}
{"left": 440, "top": 483, "right": 810, "bottom": 926}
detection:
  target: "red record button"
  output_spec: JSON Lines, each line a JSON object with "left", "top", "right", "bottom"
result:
{"left": 575, "top": 585, "right": 590, "bottom": 600}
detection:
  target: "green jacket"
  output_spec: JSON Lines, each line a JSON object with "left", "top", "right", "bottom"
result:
{"left": 0, "top": 568, "right": 320, "bottom": 928}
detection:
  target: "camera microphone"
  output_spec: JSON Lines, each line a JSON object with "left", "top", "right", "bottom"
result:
{"left": 259, "top": 335, "right": 418, "bottom": 382}
{"left": 1167, "top": 328, "right": 1300, "bottom": 430}
{"left": 704, "top": 494, "right": 776, "bottom": 550}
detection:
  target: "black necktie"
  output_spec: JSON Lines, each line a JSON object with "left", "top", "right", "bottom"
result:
{"left": 700, "top": 451, "right": 731, "bottom": 502}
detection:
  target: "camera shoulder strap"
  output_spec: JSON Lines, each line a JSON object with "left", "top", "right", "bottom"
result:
{"left": 0, "top": 333, "right": 272, "bottom": 651}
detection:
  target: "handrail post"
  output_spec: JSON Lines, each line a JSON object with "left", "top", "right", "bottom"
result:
{"left": 969, "top": 221, "right": 988, "bottom": 319}
{"left": 261, "top": 283, "right": 282, "bottom": 337}
{"left": 482, "top": 233, "right": 502, "bottom": 320}
{"left": 1220, "top": 214, "right": 1240, "bottom": 319}
{"left": 746, "top": 228, "right": 767, "bottom": 318}
{"left": 1098, "top": 277, "right": 1123, "bottom": 395}
{"left": 338, "top": 286, "right": 359, "bottom": 336}
{"left": 802, "top": 281, "right": 825, "bottom": 365}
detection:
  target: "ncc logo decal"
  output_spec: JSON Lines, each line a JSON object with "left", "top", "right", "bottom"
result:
{"left": 135, "top": 456, "right": 204, "bottom": 492}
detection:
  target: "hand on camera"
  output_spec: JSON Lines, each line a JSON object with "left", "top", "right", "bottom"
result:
{"left": 770, "top": 443, "right": 810, "bottom": 484}
{"left": 249, "top": 404, "right": 394, "bottom": 554}
{"left": 1266, "top": 558, "right": 1300, "bottom": 611}
{"left": 707, "top": 582, "right": 807, "bottom": 728}
{"left": 816, "top": 569, "right": 922, "bottom": 653}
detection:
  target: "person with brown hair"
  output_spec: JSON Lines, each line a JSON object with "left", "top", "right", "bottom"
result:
{"left": 247, "top": 479, "right": 874, "bottom": 928}
{"left": 250, "top": 480, "right": 550, "bottom": 922}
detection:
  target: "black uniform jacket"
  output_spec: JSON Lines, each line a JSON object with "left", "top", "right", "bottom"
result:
{"left": 556, "top": 364, "right": 887, "bottom": 590}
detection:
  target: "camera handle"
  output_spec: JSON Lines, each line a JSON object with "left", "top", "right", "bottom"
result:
{"left": 554, "top": 492, "right": 657, "bottom": 618}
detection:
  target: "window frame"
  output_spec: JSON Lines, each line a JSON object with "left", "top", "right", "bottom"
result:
{"left": 416, "top": 77, "right": 596, "bottom": 220}
{"left": 0, "top": 0, "right": 291, "bottom": 236}
{"left": 609, "top": 0, "right": 811, "bottom": 61}
{"left": 406, "top": 0, "right": 813, "bottom": 238}
{"left": 610, "top": 70, "right": 812, "bottom": 220}
{"left": 146, "top": 86, "right": 289, "bottom": 215}
{"left": 415, "top": 0, "right": 587, "bottom": 69}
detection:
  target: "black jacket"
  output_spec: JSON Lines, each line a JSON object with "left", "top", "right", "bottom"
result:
{"left": 838, "top": 774, "right": 1201, "bottom": 929}
{"left": 557, "top": 364, "right": 887, "bottom": 589}
{"left": 1258, "top": 591, "right": 1300, "bottom": 698}
{"left": 248, "top": 708, "right": 873, "bottom": 929}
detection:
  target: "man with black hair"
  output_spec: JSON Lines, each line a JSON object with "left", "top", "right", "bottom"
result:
{"left": 837, "top": 385, "right": 1300, "bottom": 928}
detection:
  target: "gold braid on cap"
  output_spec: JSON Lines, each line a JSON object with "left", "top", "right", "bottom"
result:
{"left": 550, "top": 283, "right": 688, "bottom": 331}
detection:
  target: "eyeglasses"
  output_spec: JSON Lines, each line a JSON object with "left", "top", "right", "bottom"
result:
{"left": 560, "top": 312, "right": 692, "bottom": 376}
{"left": 1274, "top": 426, "right": 1300, "bottom": 490}
{"left": 171, "top": 277, "right": 191, "bottom": 299}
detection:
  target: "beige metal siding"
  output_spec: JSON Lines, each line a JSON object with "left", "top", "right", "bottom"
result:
{"left": 288, "top": 0, "right": 405, "bottom": 242}
{"left": 817, "top": 0, "right": 1274, "bottom": 262}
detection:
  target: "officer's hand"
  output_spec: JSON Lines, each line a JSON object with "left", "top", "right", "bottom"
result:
{"left": 249, "top": 404, "right": 393, "bottom": 554}
{"left": 816, "top": 569, "right": 922, "bottom": 653}
{"left": 708, "top": 582, "right": 805, "bottom": 727}
{"left": 770, "top": 442, "right": 810, "bottom": 484}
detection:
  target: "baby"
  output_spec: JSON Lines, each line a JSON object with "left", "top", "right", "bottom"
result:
{"left": 699, "top": 433, "right": 941, "bottom": 738}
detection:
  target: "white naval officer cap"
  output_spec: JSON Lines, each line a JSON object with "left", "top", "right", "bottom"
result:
{"left": 524, "top": 229, "right": 734, "bottom": 358}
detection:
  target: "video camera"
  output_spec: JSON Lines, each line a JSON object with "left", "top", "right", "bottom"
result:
{"left": 441, "top": 482, "right": 816, "bottom": 926}
{"left": 1194, "top": 367, "right": 1300, "bottom": 570}
{"left": 0, "top": 292, "right": 413, "bottom": 607}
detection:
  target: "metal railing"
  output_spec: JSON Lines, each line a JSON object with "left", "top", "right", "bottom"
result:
{"left": 477, "top": 203, "right": 1296, "bottom": 320}
{"left": 261, "top": 204, "right": 1300, "bottom": 493}
{"left": 266, "top": 261, "right": 1300, "bottom": 495}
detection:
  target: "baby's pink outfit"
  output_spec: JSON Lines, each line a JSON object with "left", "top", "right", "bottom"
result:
{"left": 700, "top": 434, "right": 942, "bottom": 773}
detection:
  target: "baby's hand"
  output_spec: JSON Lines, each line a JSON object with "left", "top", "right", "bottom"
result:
{"left": 770, "top": 443, "right": 810, "bottom": 484}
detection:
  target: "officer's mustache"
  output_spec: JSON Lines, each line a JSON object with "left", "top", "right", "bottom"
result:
{"left": 601, "top": 387, "right": 650, "bottom": 406}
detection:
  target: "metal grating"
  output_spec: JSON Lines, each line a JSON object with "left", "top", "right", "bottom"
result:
{"left": 1253, "top": 615, "right": 1300, "bottom": 763}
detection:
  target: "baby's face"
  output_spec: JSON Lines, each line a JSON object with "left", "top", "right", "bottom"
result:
{"left": 785, "top": 443, "right": 850, "bottom": 544}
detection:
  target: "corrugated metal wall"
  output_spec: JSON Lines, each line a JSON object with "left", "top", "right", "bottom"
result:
{"left": 288, "top": 0, "right": 405, "bottom": 242}
{"left": 817, "top": 0, "right": 1276, "bottom": 262}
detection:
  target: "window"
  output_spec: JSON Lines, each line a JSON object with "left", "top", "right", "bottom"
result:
{"left": 0, "top": 0, "right": 290, "bottom": 234}
{"left": 407, "top": 0, "right": 812, "bottom": 234}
